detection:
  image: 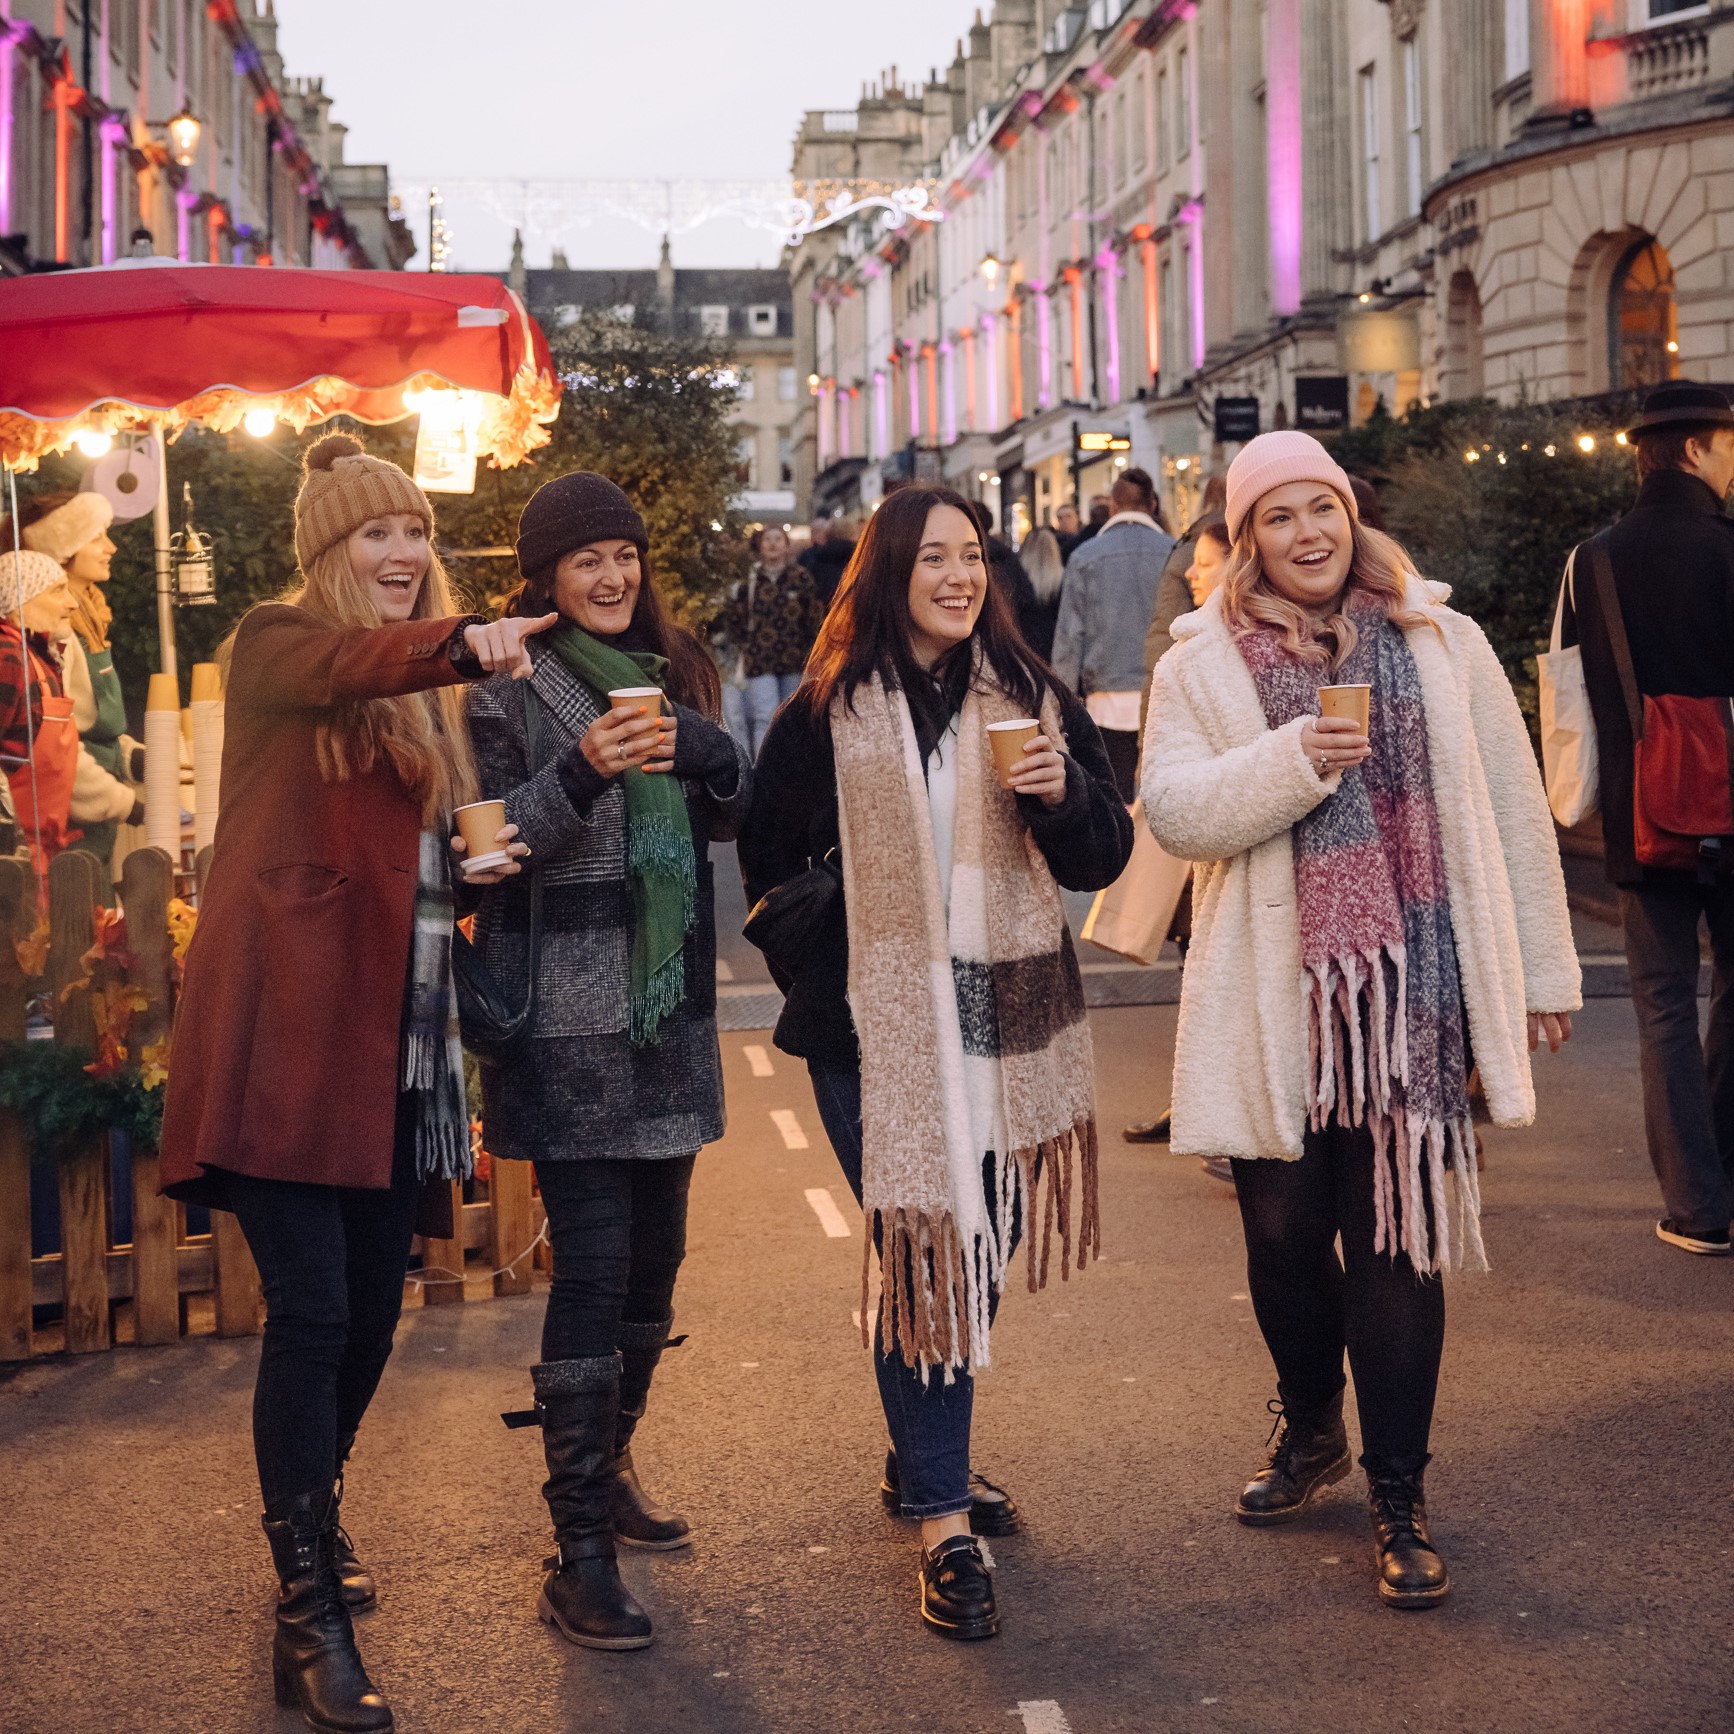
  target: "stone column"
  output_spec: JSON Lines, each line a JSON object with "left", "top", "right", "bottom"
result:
{"left": 1527, "top": 0, "right": 1590, "bottom": 123}
{"left": 1299, "top": 0, "right": 1346, "bottom": 301}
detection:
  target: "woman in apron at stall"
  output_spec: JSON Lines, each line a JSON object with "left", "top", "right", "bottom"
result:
{"left": 0, "top": 550, "right": 83, "bottom": 877}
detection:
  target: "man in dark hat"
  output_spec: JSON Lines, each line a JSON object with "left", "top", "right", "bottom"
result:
{"left": 1558, "top": 380, "right": 1734, "bottom": 1255}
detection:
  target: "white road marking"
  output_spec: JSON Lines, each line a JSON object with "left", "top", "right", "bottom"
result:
{"left": 1016, "top": 1704, "right": 1073, "bottom": 1734}
{"left": 772, "top": 1109, "right": 810, "bottom": 1150}
{"left": 851, "top": 1309, "right": 862, "bottom": 1330}
{"left": 743, "top": 1043, "right": 774, "bottom": 1077}
{"left": 978, "top": 1541, "right": 996, "bottom": 1568}
{"left": 715, "top": 959, "right": 735, "bottom": 982}
{"left": 805, "top": 1186, "right": 852, "bottom": 1237}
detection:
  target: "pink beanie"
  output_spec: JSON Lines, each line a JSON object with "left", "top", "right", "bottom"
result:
{"left": 1224, "top": 431, "right": 1358, "bottom": 542}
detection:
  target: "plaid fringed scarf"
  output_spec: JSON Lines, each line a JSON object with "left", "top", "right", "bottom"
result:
{"left": 1237, "top": 592, "right": 1485, "bottom": 1273}
{"left": 833, "top": 665, "right": 1100, "bottom": 1375}
{"left": 401, "top": 828, "right": 473, "bottom": 1185}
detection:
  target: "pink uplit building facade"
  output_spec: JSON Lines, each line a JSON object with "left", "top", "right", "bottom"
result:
{"left": 0, "top": 0, "right": 413, "bottom": 277}
{"left": 791, "top": 0, "right": 1734, "bottom": 536}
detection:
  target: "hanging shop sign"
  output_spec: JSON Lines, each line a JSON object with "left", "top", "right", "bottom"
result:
{"left": 1295, "top": 376, "right": 1350, "bottom": 432}
{"left": 1076, "top": 429, "right": 1133, "bottom": 454}
{"left": 1214, "top": 396, "right": 1261, "bottom": 443}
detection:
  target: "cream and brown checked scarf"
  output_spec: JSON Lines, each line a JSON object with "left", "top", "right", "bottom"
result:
{"left": 833, "top": 664, "right": 1100, "bottom": 1375}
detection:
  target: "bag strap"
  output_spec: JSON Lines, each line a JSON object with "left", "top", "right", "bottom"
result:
{"left": 1584, "top": 532, "right": 1644, "bottom": 741}
{"left": 1549, "top": 549, "right": 1574, "bottom": 655}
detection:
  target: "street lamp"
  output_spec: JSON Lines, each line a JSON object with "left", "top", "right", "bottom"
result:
{"left": 979, "top": 254, "right": 1003, "bottom": 286}
{"left": 166, "top": 106, "right": 202, "bottom": 169}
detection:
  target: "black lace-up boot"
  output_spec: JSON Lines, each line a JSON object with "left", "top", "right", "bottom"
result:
{"left": 532, "top": 1355, "right": 653, "bottom": 1650}
{"left": 327, "top": 1435, "right": 376, "bottom": 1611}
{"left": 1366, "top": 1459, "right": 1450, "bottom": 1608}
{"left": 919, "top": 1534, "right": 1000, "bottom": 1640}
{"left": 261, "top": 1489, "right": 393, "bottom": 1733}
{"left": 1235, "top": 1389, "right": 1352, "bottom": 1525}
{"left": 609, "top": 1319, "right": 691, "bottom": 1551}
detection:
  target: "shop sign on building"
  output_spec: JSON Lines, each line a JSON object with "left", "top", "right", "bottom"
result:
{"left": 1214, "top": 397, "right": 1261, "bottom": 444}
{"left": 1295, "top": 376, "right": 1350, "bottom": 432}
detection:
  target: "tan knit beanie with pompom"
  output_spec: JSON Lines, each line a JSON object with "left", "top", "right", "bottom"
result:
{"left": 293, "top": 432, "right": 433, "bottom": 573}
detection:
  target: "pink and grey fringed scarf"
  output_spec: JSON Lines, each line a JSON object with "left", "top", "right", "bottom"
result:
{"left": 1238, "top": 591, "right": 1485, "bottom": 1272}
{"left": 832, "top": 666, "right": 1100, "bottom": 1375}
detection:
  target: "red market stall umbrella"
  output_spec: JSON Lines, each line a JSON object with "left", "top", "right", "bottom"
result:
{"left": 0, "top": 259, "right": 561, "bottom": 677}
{"left": 0, "top": 259, "right": 558, "bottom": 469}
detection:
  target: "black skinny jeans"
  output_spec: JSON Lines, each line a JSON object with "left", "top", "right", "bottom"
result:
{"left": 533, "top": 1154, "right": 696, "bottom": 1363}
{"left": 222, "top": 1110, "right": 422, "bottom": 1513}
{"left": 1232, "top": 1121, "right": 1445, "bottom": 1473}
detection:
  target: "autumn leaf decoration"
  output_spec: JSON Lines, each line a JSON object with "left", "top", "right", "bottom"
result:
{"left": 77, "top": 906, "right": 150, "bottom": 1082}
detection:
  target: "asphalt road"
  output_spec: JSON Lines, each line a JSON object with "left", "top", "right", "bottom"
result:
{"left": 3, "top": 984, "right": 1731, "bottom": 1731}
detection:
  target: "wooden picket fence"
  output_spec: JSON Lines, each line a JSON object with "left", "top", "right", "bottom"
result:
{"left": 0, "top": 847, "right": 547, "bottom": 1364}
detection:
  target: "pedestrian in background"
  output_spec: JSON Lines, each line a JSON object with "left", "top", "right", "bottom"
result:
{"left": 1077, "top": 492, "right": 1113, "bottom": 549}
{"left": 1017, "top": 523, "right": 1065, "bottom": 661}
{"left": 740, "top": 485, "right": 1130, "bottom": 1642}
{"left": 1143, "top": 473, "right": 1229, "bottom": 674}
{"left": 1142, "top": 430, "right": 1579, "bottom": 1609}
{"left": 1553, "top": 380, "right": 1734, "bottom": 1256}
{"left": 0, "top": 549, "right": 81, "bottom": 874}
{"left": 719, "top": 524, "right": 823, "bottom": 758}
{"left": 799, "top": 511, "right": 858, "bottom": 608}
{"left": 8, "top": 492, "right": 143, "bottom": 883}
{"left": 1053, "top": 466, "right": 1175, "bottom": 801}
{"left": 159, "top": 435, "right": 540, "bottom": 1734}
{"left": 467, "top": 472, "right": 750, "bottom": 1652}
{"left": 1053, "top": 500, "right": 1083, "bottom": 558}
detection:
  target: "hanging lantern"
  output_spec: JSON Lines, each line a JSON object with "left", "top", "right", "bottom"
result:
{"left": 170, "top": 483, "right": 217, "bottom": 606}
{"left": 166, "top": 106, "right": 202, "bottom": 169}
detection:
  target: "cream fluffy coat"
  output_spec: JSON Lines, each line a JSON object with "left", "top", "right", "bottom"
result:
{"left": 1141, "top": 578, "right": 1581, "bottom": 1162}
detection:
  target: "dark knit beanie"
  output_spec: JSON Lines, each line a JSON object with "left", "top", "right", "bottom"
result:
{"left": 515, "top": 472, "right": 649, "bottom": 578}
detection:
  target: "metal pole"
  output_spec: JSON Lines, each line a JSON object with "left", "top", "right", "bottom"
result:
{"left": 152, "top": 430, "right": 178, "bottom": 687}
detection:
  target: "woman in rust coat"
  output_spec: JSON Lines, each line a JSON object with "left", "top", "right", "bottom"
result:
{"left": 159, "top": 435, "right": 552, "bottom": 1734}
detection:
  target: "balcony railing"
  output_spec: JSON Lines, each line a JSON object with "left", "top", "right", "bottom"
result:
{"left": 1625, "top": 17, "right": 1712, "bottom": 100}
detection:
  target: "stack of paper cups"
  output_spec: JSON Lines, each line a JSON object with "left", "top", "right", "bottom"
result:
{"left": 144, "top": 673, "right": 183, "bottom": 861}
{"left": 189, "top": 663, "right": 224, "bottom": 854}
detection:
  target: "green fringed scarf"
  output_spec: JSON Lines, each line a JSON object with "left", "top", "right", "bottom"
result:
{"left": 546, "top": 625, "right": 697, "bottom": 1045}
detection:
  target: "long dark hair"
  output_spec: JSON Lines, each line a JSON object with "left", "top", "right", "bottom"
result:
{"left": 508, "top": 549, "right": 722, "bottom": 720}
{"left": 799, "top": 484, "right": 1052, "bottom": 718}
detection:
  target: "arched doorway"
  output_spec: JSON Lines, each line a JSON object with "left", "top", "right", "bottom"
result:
{"left": 1609, "top": 239, "right": 1679, "bottom": 390}
{"left": 1445, "top": 270, "right": 1484, "bottom": 400}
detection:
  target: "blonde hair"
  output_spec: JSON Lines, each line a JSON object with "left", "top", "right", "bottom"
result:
{"left": 1219, "top": 513, "right": 1439, "bottom": 671}
{"left": 278, "top": 538, "right": 478, "bottom": 823}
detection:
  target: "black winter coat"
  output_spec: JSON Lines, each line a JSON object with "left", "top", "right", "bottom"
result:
{"left": 1560, "top": 469, "right": 1734, "bottom": 886}
{"left": 738, "top": 677, "right": 1134, "bottom": 1067}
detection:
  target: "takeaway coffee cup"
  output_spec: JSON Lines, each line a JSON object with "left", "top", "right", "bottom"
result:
{"left": 1318, "top": 684, "right": 1371, "bottom": 735}
{"left": 987, "top": 718, "right": 1042, "bottom": 788}
{"left": 453, "top": 799, "right": 510, "bottom": 875}
{"left": 608, "top": 686, "right": 665, "bottom": 717}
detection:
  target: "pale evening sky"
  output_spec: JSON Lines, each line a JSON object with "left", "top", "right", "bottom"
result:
{"left": 271, "top": 0, "right": 986, "bottom": 275}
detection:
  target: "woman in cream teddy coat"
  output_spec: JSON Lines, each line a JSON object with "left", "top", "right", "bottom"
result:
{"left": 1141, "top": 431, "right": 1580, "bottom": 1611}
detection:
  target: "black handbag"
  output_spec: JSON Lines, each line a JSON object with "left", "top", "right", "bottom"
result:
{"left": 454, "top": 683, "right": 543, "bottom": 1067}
{"left": 741, "top": 849, "right": 841, "bottom": 978}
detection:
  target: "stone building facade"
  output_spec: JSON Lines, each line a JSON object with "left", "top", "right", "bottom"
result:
{"left": 508, "top": 237, "right": 799, "bottom": 522}
{"left": 0, "top": 0, "right": 411, "bottom": 275}
{"left": 790, "top": 0, "right": 1734, "bottom": 536}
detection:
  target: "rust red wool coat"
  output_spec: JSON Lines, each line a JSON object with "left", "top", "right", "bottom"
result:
{"left": 160, "top": 604, "right": 478, "bottom": 1212}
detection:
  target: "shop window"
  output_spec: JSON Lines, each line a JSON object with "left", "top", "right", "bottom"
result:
{"left": 1609, "top": 238, "right": 1679, "bottom": 389}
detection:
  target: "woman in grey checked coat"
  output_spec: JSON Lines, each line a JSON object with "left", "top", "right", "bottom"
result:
{"left": 464, "top": 473, "right": 749, "bottom": 1654}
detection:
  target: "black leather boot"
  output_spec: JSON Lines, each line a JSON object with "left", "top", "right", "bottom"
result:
{"left": 328, "top": 1435, "right": 376, "bottom": 1611}
{"left": 919, "top": 1534, "right": 1000, "bottom": 1640}
{"left": 261, "top": 1490, "right": 393, "bottom": 1733}
{"left": 610, "top": 1318, "right": 691, "bottom": 1551}
{"left": 533, "top": 1356, "right": 654, "bottom": 1651}
{"left": 881, "top": 1449, "right": 1022, "bottom": 1536}
{"left": 1235, "top": 1390, "right": 1352, "bottom": 1525}
{"left": 1367, "top": 1460, "right": 1450, "bottom": 1608}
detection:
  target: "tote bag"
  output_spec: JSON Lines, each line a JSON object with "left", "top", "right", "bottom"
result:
{"left": 1080, "top": 799, "right": 1191, "bottom": 967}
{"left": 1538, "top": 547, "right": 1600, "bottom": 828}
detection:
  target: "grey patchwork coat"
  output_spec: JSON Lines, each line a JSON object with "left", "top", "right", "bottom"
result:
{"left": 465, "top": 643, "right": 752, "bottom": 1163}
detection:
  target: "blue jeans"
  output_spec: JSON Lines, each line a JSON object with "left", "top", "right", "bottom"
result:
{"left": 808, "top": 1063, "right": 1018, "bottom": 1519}
{"left": 731, "top": 672, "right": 801, "bottom": 760}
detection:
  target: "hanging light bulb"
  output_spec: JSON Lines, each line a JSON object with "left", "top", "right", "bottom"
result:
{"left": 242, "top": 407, "right": 276, "bottom": 439}
{"left": 72, "top": 429, "right": 114, "bottom": 458}
{"left": 1577, "top": 434, "right": 1596, "bottom": 453}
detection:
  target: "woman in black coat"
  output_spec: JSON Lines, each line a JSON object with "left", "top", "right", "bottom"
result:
{"left": 738, "top": 485, "right": 1131, "bottom": 1641}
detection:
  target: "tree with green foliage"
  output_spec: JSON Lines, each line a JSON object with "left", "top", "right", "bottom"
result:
{"left": 1327, "top": 394, "right": 1655, "bottom": 726}
{"left": 12, "top": 309, "right": 747, "bottom": 723}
